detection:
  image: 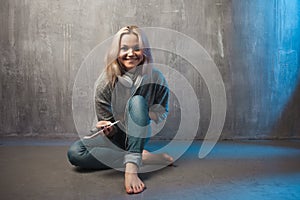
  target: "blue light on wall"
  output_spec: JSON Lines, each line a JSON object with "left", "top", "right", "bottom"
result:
{"left": 271, "top": 0, "right": 300, "bottom": 135}
{"left": 273, "top": 0, "right": 300, "bottom": 105}
{"left": 231, "top": 0, "right": 300, "bottom": 136}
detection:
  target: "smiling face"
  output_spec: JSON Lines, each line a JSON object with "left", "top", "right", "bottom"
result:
{"left": 118, "top": 33, "right": 144, "bottom": 70}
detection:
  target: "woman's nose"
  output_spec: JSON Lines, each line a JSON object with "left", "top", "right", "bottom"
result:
{"left": 127, "top": 48, "right": 134, "bottom": 56}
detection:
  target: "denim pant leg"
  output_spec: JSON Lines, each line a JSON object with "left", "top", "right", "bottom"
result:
{"left": 67, "top": 131, "right": 126, "bottom": 169}
{"left": 124, "top": 95, "right": 150, "bottom": 167}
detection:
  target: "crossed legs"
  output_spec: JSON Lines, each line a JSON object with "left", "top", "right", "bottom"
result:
{"left": 67, "top": 95, "right": 173, "bottom": 194}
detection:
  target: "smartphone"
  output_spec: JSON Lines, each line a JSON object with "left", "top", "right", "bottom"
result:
{"left": 83, "top": 120, "right": 120, "bottom": 139}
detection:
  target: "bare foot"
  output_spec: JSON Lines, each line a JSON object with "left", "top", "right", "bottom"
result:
{"left": 124, "top": 163, "right": 146, "bottom": 194}
{"left": 142, "top": 150, "right": 174, "bottom": 165}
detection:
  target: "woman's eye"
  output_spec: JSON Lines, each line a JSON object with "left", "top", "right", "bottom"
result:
{"left": 133, "top": 46, "right": 141, "bottom": 51}
{"left": 121, "top": 47, "right": 128, "bottom": 51}
{"left": 120, "top": 46, "right": 141, "bottom": 52}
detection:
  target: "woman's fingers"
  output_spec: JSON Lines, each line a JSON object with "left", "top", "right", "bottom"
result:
{"left": 102, "top": 124, "right": 113, "bottom": 136}
{"left": 96, "top": 120, "right": 111, "bottom": 129}
{"left": 95, "top": 120, "right": 117, "bottom": 136}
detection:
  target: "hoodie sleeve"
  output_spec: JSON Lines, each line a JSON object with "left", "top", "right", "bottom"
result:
{"left": 149, "top": 70, "right": 169, "bottom": 124}
{"left": 94, "top": 74, "right": 114, "bottom": 121}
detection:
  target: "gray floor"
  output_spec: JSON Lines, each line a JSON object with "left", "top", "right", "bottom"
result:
{"left": 0, "top": 138, "right": 300, "bottom": 200}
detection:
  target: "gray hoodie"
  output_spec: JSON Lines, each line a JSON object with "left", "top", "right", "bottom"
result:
{"left": 95, "top": 65, "right": 169, "bottom": 128}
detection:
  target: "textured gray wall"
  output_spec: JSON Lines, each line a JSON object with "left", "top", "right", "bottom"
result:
{"left": 0, "top": 0, "right": 299, "bottom": 139}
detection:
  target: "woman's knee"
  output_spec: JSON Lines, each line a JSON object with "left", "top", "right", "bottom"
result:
{"left": 128, "top": 95, "right": 146, "bottom": 108}
{"left": 127, "top": 95, "right": 149, "bottom": 126}
{"left": 67, "top": 140, "right": 86, "bottom": 166}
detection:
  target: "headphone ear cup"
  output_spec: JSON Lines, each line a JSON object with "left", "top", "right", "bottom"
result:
{"left": 117, "top": 75, "right": 133, "bottom": 88}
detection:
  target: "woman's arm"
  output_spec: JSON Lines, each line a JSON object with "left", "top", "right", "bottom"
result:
{"left": 150, "top": 81, "right": 169, "bottom": 124}
{"left": 95, "top": 79, "right": 114, "bottom": 122}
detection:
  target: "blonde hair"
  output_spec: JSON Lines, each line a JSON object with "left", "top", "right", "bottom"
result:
{"left": 104, "top": 25, "right": 153, "bottom": 86}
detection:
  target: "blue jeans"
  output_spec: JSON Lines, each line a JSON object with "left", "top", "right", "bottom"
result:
{"left": 67, "top": 95, "right": 150, "bottom": 169}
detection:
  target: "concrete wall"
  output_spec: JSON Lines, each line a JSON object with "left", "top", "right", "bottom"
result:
{"left": 0, "top": 0, "right": 299, "bottom": 139}
{"left": 227, "top": 0, "right": 300, "bottom": 138}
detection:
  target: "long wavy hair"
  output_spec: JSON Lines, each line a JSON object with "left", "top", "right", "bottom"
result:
{"left": 104, "top": 25, "right": 153, "bottom": 86}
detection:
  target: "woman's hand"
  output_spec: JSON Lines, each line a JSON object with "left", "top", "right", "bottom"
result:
{"left": 149, "top": 111, "right": 157, "bottom": 121}
{"left": 96, "top": 121, "right": 114, "bottom": 137}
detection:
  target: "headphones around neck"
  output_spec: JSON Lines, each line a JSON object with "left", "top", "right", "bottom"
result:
{"left": 117, "top": 74, "right": 133, "bottom": 88}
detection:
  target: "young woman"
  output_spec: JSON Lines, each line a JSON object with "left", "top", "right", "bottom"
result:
{"left": 67, "top": 25, "right": 173, "bottom": 194}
